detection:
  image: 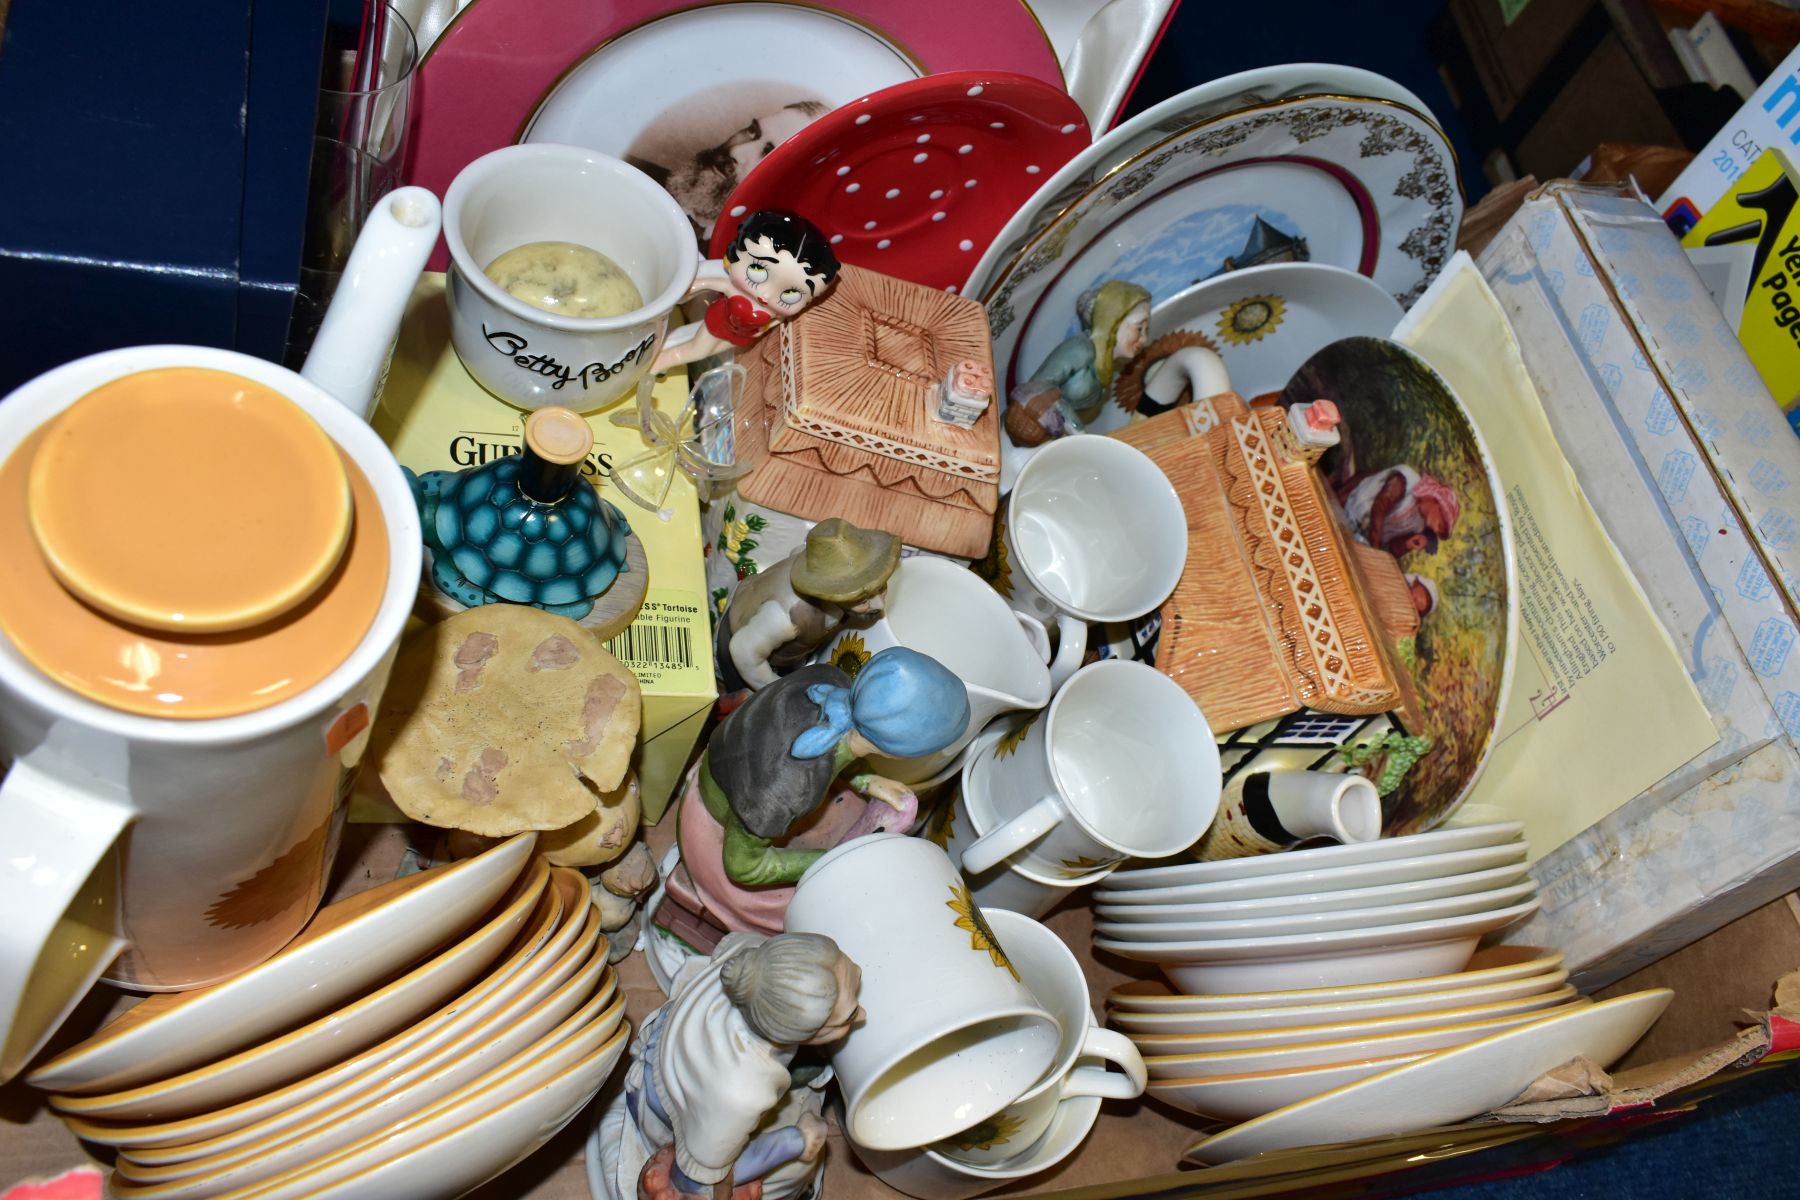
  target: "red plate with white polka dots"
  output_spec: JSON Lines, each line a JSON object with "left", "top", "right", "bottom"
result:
{"left": 710, "top": 72, "right": 1091, "bottom": 293}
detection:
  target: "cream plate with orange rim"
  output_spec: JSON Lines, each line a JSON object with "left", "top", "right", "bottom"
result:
{"left": 1098, "top": 822, "right": 1524, "bottom": 892}
{"left": 117, "top": 921, "right": 613, "bottom": 1185}
{"left": 26, "top": 367, "right": 352, "bottom": 633}
{"left": 114, "top": 884, "right": 605, "bottom": 1169}
{"left": 1109, "top": 966, "right": 1570, "bottom": 1035}
{"left": 1094, "top": 881, "right": 1537, "bottom": 942}
{"left": 49, "top": 857, "right": 550, "bottom": 1123}
{"left": 1107, "top": 945, "right": 1563, "bottom": 1013}
{"left": 1143, "top": 999, "right": 1592, "bottom": 1082}
{"left": 1122, "top": 985, "right": 1580, "bottom": 1056}
{"left": 111, "top": 976, "right": 624, "bottom": 1198}
{"left": 1148, "top": 1051, "right": 1429, "bottom": 1123}
{"left": 1093, "top": 841, "right": 1529, "bottom": 907}
{"left": 1184, "top": 990, "right": 1674, "bottom": 1164}
{"left": 1093, "top": 860, "right": 1532, "bottom": 921}
{"left": 26, "top": 833, "right": 536, "bottom": 1094}
{"left": 1096, "top": 899, "right": 1541, "bottom": 995}
{"left": 117, "top": 999, "right": 631, "bottom": 1200}
{"left": 61, "top": 867, "right": 584, "bottom": 1154}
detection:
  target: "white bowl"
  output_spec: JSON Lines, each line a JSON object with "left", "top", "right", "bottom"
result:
{"left": 1093, "top": 841, "right": 1528, "bottom": 907}
{"left": 1093, "top": 860, "right": 1531, "bottom": 921}
{"left": 1106, "top": 946, "right": 1562, "bottom": 1013}
{"left": 1093, "top": 882, "right": 1537, "bottom": 942}
{"left": 1099, "top": 823, "right": 1524, "bottom": 892}
{"left": 1142, "top": 999, "right": 1591, "bottom": 1081}
{"left": 1108, "top": 966, "right": 1570, "bottom": 1035}
{"left": 1095, "top": 899, "right": 1540, "bottom": 994}
{"left": 1122, "top": 985, "right": 1579, "bottom": 1055}
{"left": 1147, "top": 1052, "right": 1427, "bottom": 1123}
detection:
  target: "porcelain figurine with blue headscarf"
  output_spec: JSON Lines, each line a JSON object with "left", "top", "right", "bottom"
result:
{"left": 695, "top": 648, "right": 970, "bottom": 888}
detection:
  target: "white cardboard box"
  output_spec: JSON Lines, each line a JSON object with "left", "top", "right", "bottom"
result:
{"left": 1480, "top": 182, "right": 1800, "bottom": 988}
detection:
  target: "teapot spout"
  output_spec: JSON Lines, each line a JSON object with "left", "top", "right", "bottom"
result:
{"left": 300, "top": 186, "right": 442, "bottom": 421}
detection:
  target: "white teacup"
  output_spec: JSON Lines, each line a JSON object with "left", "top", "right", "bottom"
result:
{"left": 1000, "top": 434, "right": 1187, "bottom": 686}
{"left": 442, "top": 143, "right": 698, "bottom": 413}
{"left": 817, "top": 556, "right": 1052, "bottom": 784}
{"left": 940, "top": 743, "right": 1107, "bottom": 920}
{"left": 783, "top": 835, "right": 1060, "bottom": 1151}
{"left": 958, "top": 661, "right": 1220, "bottom": 878}
{"left": 933, "top": 910, "right": 1144, "bottom": 1168}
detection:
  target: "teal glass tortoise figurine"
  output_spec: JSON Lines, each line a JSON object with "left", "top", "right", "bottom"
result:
{"left": 408, "top": 407, "right": 631, "bottom": 620}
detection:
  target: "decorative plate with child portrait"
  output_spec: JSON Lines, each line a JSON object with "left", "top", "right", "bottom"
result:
{"left": 1279, "top": 336, "right": 1516, "bottom": 835}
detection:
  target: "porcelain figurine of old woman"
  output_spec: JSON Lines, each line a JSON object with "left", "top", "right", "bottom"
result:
{"left": 653, "top": 210, "right": 842, "bottom": 375}
{"left": 596, "top": 931, "right": 862, "bottom": 1200}
{"left": 1003, "top": 279, "right": 1151, "bottom": 447}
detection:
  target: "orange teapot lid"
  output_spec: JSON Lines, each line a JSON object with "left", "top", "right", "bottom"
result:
{"left": 0, "top": 367, "right": 390, "bottom": 719}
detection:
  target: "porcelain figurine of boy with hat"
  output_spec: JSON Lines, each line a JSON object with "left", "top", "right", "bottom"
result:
{"left": 653, "top": 209, "right": 842, "bottom": 376}
{"left": 716, "top": 517, "right": 901, "bottom": 692}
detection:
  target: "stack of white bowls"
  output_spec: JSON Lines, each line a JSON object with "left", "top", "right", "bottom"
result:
{"left": 27, "top": 835, "right": 628, "bottom": 1200}
{"left": 1090, "top": 822, "right": 1538, "bottom": 996}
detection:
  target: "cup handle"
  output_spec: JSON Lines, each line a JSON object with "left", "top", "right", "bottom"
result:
{"left": 957, "top": 793, "right": 1062, "bottom": 875}
{"left": 0, "top": 760, "right": 132, "bottom": 1084}
{"left": 1013, "top": 611, "right": 1053, "bottom": 665}
{"left": 1058, "top": 1027, "right": 1148, "bottom": 1102}
{"left": 1047, "top": 614, "right": 1087, "bottom": 691}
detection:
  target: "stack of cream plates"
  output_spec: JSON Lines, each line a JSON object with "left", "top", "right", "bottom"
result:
{"left": 1108, "top": 944, "right": 1579, "bottom": 1122}
{"left": 27, "top": 834, "right": 629, "bottom": 1200}
{"left": 1092, "top": 823, "right": 1538, "bottom": 995}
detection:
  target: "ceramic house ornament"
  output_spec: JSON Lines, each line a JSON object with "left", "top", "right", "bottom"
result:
{"left": 716, "top": 517, "right": 901, "bottom": 691}
{"left": 596, "top": 930, "right": 862, "bottom": 1200}
{"left": 730, "top": 263, "right": 1003, "bottom": 559}
{"left": 409, "top": 407, "right": 634, "bottom": 620}
{"left": 653, "top": 210, "right": 843, "bottom": 375}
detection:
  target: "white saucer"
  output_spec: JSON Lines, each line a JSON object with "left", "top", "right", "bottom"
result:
{"left": 1126, "top": 985, "right": 1578, "bottom": 1056}
{"left": 1184, "top": 990, "right": 1673, "bottom": 1164}
{"left": 1144, "top": 999, "right": 1591, "bottom": 1081}
{"left": 27, "top": 833, "right": 538, "bottom": 1094}
{"left": 849, "top": 1092, "right": 1104, "bottom": 1200}
{"left": 1094, "top": 881, "right": 1537, "bottom": 942}
{"left": 1094, "top": 842, "right": 1528, "bottom": 907}
{"left": 1148, "top": 1052, "right": 1426, "bottom": 1124}
{"left": 1094, "top": 861, "right": 1532, "bottom": 922}
{"left": 1099, "top": 824, "right": 1524, "bottom": 892}
{"left": 1107, "top": 945, "right": 1562, "bottom": 1014}
{"left": 1109, "top": 966, "right": 1569, "bottom": 1035}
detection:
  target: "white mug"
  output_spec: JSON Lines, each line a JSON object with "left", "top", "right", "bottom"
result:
{"left": 443, "top": 143, "right": 698, "bottom": 413}
{"left": 958, "top": 661, "right": 1220, "bottom": 878}
{"left": 999, "top": 434, "right": 1186, "bottom": 686}
{"left": 934, "top": 910, "right": 1144, "bottom": 1168}
{"left": 0, "top": 193, "right": 438, "bottom": 1082}
{"left": 783, "top": 835, "right": 1060, "bottom": 1151}
{"left": 938, "top": 744, "right": 1107, "bottom": 920}
{"left": 817, "top": 556, "right": 1051, "bottom": 784}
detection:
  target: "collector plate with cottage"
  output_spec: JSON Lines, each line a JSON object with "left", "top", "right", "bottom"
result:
{"left": 976, "top": 94, "right": 1460, "bottom": 398}
{"left": 410, "top": 0, "right": 1063, "bottom": 263}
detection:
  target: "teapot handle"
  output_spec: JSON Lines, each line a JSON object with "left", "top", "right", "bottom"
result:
{"left": 0, "top": 759, "right": 131, "bottom": 1084}
{"left": 300, "top": 186, "right": 444, "bottom": 422}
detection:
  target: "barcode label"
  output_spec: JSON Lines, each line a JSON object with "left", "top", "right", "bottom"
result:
{"left": 608, "top": 621, "right": 694, "bottom": 670}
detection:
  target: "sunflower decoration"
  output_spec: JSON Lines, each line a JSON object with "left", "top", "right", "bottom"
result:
{"left": 973, "top": 516, "right": 1014, "bottom": 600}
{"left": 948, "top": 881, "right": 1019, "bottom": 979}
{"left": 828, "top": 631, "right": 871, "bottom": 679}
{"left": 1216, "top": 294, "right": 1286, "bottom": 345}
{"left": 923, "top": 800, "right": 957, "bottom": 851}
{"left": 934, "top": 1112, "right": 1027, "bottom": 1154}
{"left": 1057, "top": 853, "right": 1115, "bottom": 879}
{"left": 993, "top": 711, "right": 1039, "bottom": 759}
